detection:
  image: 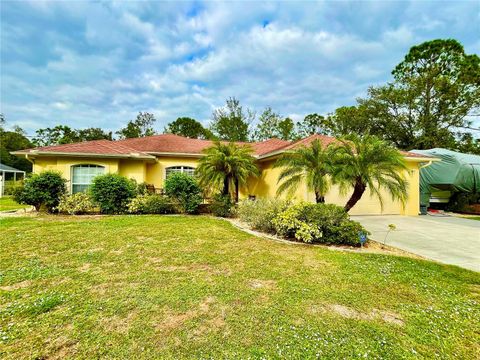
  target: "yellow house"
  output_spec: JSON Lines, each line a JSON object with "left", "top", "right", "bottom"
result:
{"left": 12, "top": 133, "right": 435, "bottom": 216}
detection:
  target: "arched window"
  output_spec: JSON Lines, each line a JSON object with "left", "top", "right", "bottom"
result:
{"left": 165, "top": 166, "right": 195, "bottom": 178}
{"left": 71, "top": 164, "right": 105, "bottom": 193}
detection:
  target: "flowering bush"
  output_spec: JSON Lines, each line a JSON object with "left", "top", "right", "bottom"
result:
{"left": 57, "top": 193, "right": 96, "bottom": 215}
{"left": 272, "top": 202, "right": 369, "bottom": 246}
{"left": 272, "top": 203, "right": 322, "bottom": 243}
{"left": 237, "top": 198, "right": 290, "bottom": 233}
{"left": 127, "top": 194, "right": 174, "bottom": 214}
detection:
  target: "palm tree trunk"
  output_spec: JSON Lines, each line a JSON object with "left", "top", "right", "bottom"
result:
{"left": 234, "top": 178, "right": 239, "bottom": 203}
{"left": 222, "top": 176, "right": 229, "bottom": 196}
{"left": 315, "top": 191, "right": 325, "bottom": 203}
{"left": 344, "top": 178, "right": 366, "bottom": 212}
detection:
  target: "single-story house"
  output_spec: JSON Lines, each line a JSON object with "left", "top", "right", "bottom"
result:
{"left": 12, "top": 134, "right": 434, "bottom": 215}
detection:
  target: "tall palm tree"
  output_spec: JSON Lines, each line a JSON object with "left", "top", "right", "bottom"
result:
{"left": 196, "top": 141, "right": 260, "bottom": 202}
{"left": 274, "top": 139, "right": 333, "bottom": 203}
{"left": 330, "top": 134, "right": 408, "bottom": 212}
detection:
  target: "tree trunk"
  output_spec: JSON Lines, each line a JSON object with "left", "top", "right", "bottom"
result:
{"left": 344, "top": 178, "right": 366, "bottom": 212}
{"left": 222, "top": 176, "right": 229, "bottom": 196}
{"left": 234, "top": 178, "right": 239, "bottom": 203}
{"left": 315, "top": 191, "right": 325, "bottom": 204}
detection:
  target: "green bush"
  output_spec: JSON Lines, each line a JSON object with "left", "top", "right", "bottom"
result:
{"left": 210, "top": 194, "right": 235, "bottom": 217}
{"left": 13, "top": 171, "right": 67, "bottom": 212}
{"left": 127, "top": 194, "right": 174, "bottom": 214}
{"left": 90, "top": 173, "right": 137, "bottom": 214}
{"left": 446, "top": 192, "right": 480, "bottom": 213}
{"left": 3, "top": 180, "right": 24, "bottom": 196}
{"left": 164, "top": 172, "right": 202, "bottom": 214}
{"left": 272, "top": 202, "right": 369, "bottom": 246}
{"left": 57, "top": 193, "right": 96, "bottom": 215}
{"left": 237, "top": 198, "right": 290, "bottom": 233}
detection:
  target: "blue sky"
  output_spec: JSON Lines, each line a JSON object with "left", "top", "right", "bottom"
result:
{"left": 1, "top": 0, "right": 479, "bottom": 136}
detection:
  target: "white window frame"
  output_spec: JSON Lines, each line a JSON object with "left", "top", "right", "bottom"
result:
{"left": 71, "top": 164, "right": 105, "bottom": 193}
{"left": 165, "top": 166, "right": 196, "bottom": 179}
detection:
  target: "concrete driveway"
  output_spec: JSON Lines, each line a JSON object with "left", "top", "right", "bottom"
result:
{"left": 352, "top": 215, "right": 480, "bottom": 272}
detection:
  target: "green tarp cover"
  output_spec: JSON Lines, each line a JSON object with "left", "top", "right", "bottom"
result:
{"left": 411, "top": 148, "right": 480, "bottom": 206}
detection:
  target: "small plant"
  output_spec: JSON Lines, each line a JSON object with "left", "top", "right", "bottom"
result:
{"left": 57, "top": 193, "right": 96, "bottom": 215}
{"left": 383, "top": 223, "right": 397, "bottom": 248}
{"left": 127, "top": 194, "right": 174, "bottom": 214}
{"left": 210, "top": 194, "right": 235, "bottom": 217}
{"left": 13, "top": 171, "right": 67, "bottom": 212}
{"left": 237, "top": 198, "right": 290, "bottom": 233}
{"left": 164, "top": 172, "right": 202, "bottom": 214}
{"left": 90, "top": 173, "right": 137, "bottom": 214}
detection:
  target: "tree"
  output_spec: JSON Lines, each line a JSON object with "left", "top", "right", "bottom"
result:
{"left": 323, "top": 106, "right": 372, "bottom": 137}
{"left": 164, "top": 117, "right": 213, "bottom": 139}
{"left": 32, "top": 126, "right": 111, "bottom": 146}
{"left": 0, "top": 116, "right": 33, "bottom": 172}
{"left": 116, "top": 112, "right": 156, "bottom": 139}
{"left": 77, "top": 128, "right": 112, "bottom": 142}
{"left": 296, "top": 113, "right": 327, "bottom": 138}
{"left": 196, "top": 142, "right": 259, "bottom": 202}
{"left": 274, "top": 139, "right": 333, "bottom": 203}
{"left": 253, "top": 107, "right": 297, "bottom": 141}
{"left": 330, "top": 134, "right": 408, "bottom": 212}
{"left": 359, "top": 39, "right": 480, "bottom": 150}
{"left": 209, "top": 97, "right": 254, "bottom": 141}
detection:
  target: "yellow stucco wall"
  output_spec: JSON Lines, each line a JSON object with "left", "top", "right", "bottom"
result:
{"left": 145, "top": 156, "right": 200, "bottom": 190}
{"left": 30, "top": 154, "right": 421, "bottom": 215}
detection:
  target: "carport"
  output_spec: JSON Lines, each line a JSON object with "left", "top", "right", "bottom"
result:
{"left": 0, "top": 163, "right": 25, "bottom": 197}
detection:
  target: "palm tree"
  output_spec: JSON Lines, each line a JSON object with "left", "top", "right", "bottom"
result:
{"left": 196, "top": 141, "right": 260, "bottom": 202}
{"left": 274, "top": 139, "right": 333, "bottom": 203}
{"left": 330, "top": 134, "right": 408, "bottom": 212}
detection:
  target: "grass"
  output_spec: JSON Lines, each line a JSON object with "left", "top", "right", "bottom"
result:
{"left": 1, "top": 215, "right": 479, "bottom": 359}
{"left": 0, "top": 197, "right": 28, "bottom": 212}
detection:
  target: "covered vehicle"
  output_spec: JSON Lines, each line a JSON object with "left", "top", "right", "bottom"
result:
{"left": 410, "top": 148, "right": 480, "bottom": 207}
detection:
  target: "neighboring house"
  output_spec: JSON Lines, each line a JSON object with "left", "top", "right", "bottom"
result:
{"left": 12, "top": 134, "right": 433, "bottom": 215}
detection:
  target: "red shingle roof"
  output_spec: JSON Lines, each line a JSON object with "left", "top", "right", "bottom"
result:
{"left": 13, "top": 134, "right": 436, "bottom": 160}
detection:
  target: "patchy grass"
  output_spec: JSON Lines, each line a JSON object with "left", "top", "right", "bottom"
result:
{"left": 1, "top": 215, "right": 479, "bottom": 359}
{"left": 0, "top": 197, "right": 28, "bottom": 212}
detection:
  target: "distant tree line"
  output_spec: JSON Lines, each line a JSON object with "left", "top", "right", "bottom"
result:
{"left": 1, "top": 38, "right": 479, "bottom": 173}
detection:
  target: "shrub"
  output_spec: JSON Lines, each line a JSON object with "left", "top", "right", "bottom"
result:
{"left": 13, "top": 171, "right": 67, "bottom": 212}
{"left": 57, "top": 193, "right": 95, "bottom": 215}
{"left": 90, "top": 173, "right": 137, "bottom": 214}
{"left": 164, "top": 172, "right": 202, "bottom": 214}
{"left": 136, "top": 182, "right": 151, "bottom": 195}
{"left": 3, "top": 180, "right": 24, "bottom": 196}
{"left": 272, "top": 202, "right": 369, "bottom": 246}
{"left": 446, "top": 192, "right": 480, "bottom": 213}
{"left": 127, "top": 194, "right": 174, "bottom": 214}
{"left": 210, "top": 194, "right": 235, "bottom": 217}
{"left": 237, "top": 198, "right": 290, "bottom": 233}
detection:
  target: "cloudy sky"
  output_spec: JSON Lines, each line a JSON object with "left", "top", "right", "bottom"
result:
{"left": 1, "top": 0, "right": 479, "bottom": 136}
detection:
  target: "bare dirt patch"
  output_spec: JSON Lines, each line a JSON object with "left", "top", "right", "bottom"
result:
{"left": 78, "top": 263, "right": 91, "bottom": 272}
{"left": 248, "top": 279, "right": 277, "bottom": 290}
{"left": 102, "top": 312, "right": 138, "bottom": 334}
{"left": 0, "top": 280, "right": 32, "bottom": 291}
{"left": 311, "top": 304, "right": 404, "bottom": 326}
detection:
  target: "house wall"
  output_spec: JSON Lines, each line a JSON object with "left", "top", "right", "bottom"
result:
{"left": 241, "top": 158, "right": 421, "bottom": 216}
{"left": 30, "top": 154, "right": 422, "bottom": 215}
{"left": 145, "top": 156, "right": 200, "bottom": 190}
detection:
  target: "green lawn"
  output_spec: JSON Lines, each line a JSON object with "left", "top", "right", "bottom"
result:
{"left": 1, "top": 215, "right": 479, "bottom": 359}
{"left": 0, "top": 197, "right": 28, "bottom": 212}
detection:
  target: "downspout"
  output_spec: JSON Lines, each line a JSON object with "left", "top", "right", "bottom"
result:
{"left": 418, "top": 160, "right": 433, "bottom": 215}
{"left": 25, "top": 154, "right": 35, "bottom": 173}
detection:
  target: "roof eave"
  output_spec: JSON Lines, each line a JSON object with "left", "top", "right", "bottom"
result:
{"left": 11, "top": 150, "right": 156, "bottom": 161}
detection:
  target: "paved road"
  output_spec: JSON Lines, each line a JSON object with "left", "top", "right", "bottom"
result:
{"left": 352, "top": 215, "right": 480, "bottom": 272}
